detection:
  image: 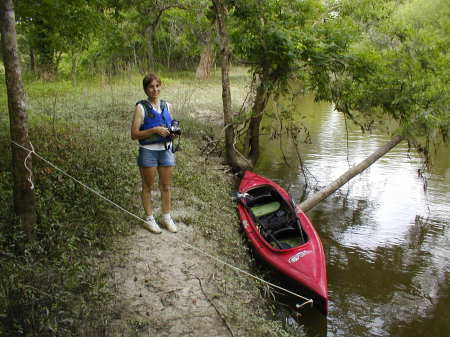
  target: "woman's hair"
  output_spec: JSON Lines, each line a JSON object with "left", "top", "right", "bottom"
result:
{"left": 143, "top": 73, "right": 161, "bottom": 90}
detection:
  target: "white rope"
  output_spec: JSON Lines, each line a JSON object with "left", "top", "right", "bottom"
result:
{"left": 19, "top": 141, "right": 35, "bottom": 190}
{"left": 11, "top": 140, "right": 314, "bottom": 306}
{"left": 12, "top": 141, "right": 146, "bottom": 223}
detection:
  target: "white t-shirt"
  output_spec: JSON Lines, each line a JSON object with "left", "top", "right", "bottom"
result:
{"left": 138, "top": 100, "right": 172, "bottom": 151}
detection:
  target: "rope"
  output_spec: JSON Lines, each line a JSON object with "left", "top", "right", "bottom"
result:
{"left": 18, "top": 141, "right": 35, "bottom": 190}
{"left": 12, "top": 141, "right": 146, "bottom": 223}
{"left": 11, "top": 140, "right": 314, "bottom": 306}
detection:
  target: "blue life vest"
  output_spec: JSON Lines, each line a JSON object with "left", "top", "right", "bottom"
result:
{"left": 137, "top": 99, "right": 173, "bottom": 145}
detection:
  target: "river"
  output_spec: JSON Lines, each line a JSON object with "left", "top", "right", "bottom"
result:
{"left": 255, "top": 95, "right": 449, "bottom": 337}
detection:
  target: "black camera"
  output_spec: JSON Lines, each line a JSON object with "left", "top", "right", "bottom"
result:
{"left": 169, "top": 119, "right": 181, "bottom": 136}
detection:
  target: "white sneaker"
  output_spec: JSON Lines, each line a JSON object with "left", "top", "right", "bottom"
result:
{"left": 143, "top": 216, "right": 162, "bottom": 234}
{"left": 162, "top": 214, "right": 177, "bottom": 233}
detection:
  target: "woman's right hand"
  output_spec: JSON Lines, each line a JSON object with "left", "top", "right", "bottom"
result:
{"left": 153, "top": 126, "right": 170, "bottom": 137}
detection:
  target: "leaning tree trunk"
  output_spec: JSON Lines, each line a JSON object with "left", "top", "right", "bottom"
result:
{"left": 0, "top": 0, "right": 37, "bottom": 239}
{"left": 213, "top": 0, "right": 245, "bottom": 172}
{"left": 299, "top": 134, "right": 405, "bottom": 212}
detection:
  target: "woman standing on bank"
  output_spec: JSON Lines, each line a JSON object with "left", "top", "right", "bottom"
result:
{"left": 131, "top": 73, "right": 177, "bottom": 233}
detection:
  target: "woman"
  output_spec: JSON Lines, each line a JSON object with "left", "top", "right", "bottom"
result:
{"left": 130, "top": 73, "right": 177, "bottom": 233}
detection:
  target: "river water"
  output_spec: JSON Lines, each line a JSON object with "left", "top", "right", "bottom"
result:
{"left": 255, "top": 95, "right": 449, "bottom": 337}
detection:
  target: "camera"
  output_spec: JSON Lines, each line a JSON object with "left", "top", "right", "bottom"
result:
{"left": 168, "top": 119, "right": 181, "bottom": 136}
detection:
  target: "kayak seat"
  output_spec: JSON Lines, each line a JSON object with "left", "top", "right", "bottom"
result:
{"left": 250, "top": 201, "right": 281, "bottom": 218}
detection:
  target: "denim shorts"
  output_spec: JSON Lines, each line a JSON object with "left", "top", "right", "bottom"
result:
{"left": 137, "top": 147, "right": 176, "bottom": 167}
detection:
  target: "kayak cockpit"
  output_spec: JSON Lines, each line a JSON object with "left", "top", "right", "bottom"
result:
{"left": 245, "top": 185, "right": 309, "bottom": 250}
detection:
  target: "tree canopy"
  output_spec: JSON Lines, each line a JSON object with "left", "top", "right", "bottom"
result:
{"left": 3, "top": 0, "right": 448, "bottom": 161}
{"left": 319, "top": 0, "right": 449, "bottom": 162}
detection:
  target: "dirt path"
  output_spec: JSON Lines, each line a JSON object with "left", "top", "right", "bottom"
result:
{"left": 109, "top": 221, "right": 235, "bottom": 337}
{"left": 106, "top": 174, "right": 246, "bottom": 337}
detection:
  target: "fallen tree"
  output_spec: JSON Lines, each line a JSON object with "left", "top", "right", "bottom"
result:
{"left": 299, "top": 134, "right": 404, "bottom": 212}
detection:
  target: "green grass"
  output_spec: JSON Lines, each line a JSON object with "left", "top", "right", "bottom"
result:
{"left": 0, "top": 69, "right": 293, "bottom": 337}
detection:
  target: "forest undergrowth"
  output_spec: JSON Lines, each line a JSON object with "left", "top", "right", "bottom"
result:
{"left": 0, "top": 69, "right": 294, "bottom": 336}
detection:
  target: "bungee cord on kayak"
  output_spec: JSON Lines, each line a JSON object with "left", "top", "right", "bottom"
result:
{"left": 11, "top": 140, "right": 314, "bottom": 308}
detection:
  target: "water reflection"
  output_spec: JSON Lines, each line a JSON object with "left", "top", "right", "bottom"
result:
{"left": 256, "top": 95, "right": 450, "bottom": 337}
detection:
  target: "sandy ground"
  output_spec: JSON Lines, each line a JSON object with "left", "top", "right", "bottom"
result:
{"left": 109, "top": 221, "right": 235, "bottom": 337}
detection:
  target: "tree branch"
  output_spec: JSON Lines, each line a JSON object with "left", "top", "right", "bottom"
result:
{"left": 195, "top": 276, "right": 236, "bottom": 337}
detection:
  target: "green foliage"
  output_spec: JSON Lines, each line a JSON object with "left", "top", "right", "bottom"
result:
{"left": 15, "top": 0, "right": 106, "bottom": 73}
{"left": 155, "top": 6, "right": 212, "bottom": 69}
{"left": 0, "top": 117, "right": 137, "bottom": 335}
{"left": 0, "top": 72, "right": 140, "bottom": 335}
{"left": 231, "top": 0, "right": 326, "bottom": 89}
{"left": 320, "top": 0, "right": 449, "bottom": 159}
{"left": 11, "top": 0, "right": 213, "bottom": 75}
{"left": 79, "top": 9, "right": 144, "bottom": 74}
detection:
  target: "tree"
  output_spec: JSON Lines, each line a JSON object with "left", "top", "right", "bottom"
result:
{"left": 1, "top": 0, "right": 37, "bottom": 238}
{"left": 299, "top": 0, "right": 449, "bottom": 211}
{"left": 194, "top": 9, "right": 216, "bottom": 80}
{"left": 209, "top": 0, "right": 448, "bottom": 211}
{"left": 85, "top": 0, "right": 212, "bottom": 72}
{"left": 195, "top": 31, "right": 215, "bottom": 80}
{"left": 128, "top": 0, "right": 189, "bottom": 70}
{"left": 15, "top": 0, "right": 105, "bottom": 78}
{"left": 299, "top": 134, "right": 404, "bottom": 212}
{"left": 316, "top": 0, "right": 449, "bottom": 158}
{"left": 156, "top": 2, "right": 213, "bottom": 71}
{"left": 212, "top": 0, "right": 246, "bottom": 171}
{"left": 211, "top": 0, "right": 351, "bottom": 169}
{"left": 230, "top": 0, "right": 327, "bottom": 165}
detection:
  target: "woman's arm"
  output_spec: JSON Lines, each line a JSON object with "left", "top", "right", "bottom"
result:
{"left": 130, "top": 105, "right": 170, "bottom": 140}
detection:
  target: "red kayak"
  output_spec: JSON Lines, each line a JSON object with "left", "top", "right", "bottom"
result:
{"left": 236, "top": 171, "right": 328, "bottom": 315}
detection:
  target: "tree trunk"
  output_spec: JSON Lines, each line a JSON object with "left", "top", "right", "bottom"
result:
{"left": 145, "top": 25, "right": 156, "bottom": 70}
{"left": 70, "top": 50, "right": 79, "bottom": 82}
{"left": 195, "top": 35, "right": 214, "bottom": 80}
{"left": 212, "top": 0, "right": 245, "bottom": 172}
{"left": 245, "top": 76, "right": 270, "bottom": 166}
{"left": 143, "top": 7, "right": 166, "bottom": 72}
{"left": 299, "top": 134, "right": 405, "bottom": 213}
{"left": 34, "top": 57, "right": 55, "bottom": 80}
{"left": 29, "top": 45, "right": 35, "bottom": 73}
{"left": 0, "top": 0, "right": 37, "bottom": 239}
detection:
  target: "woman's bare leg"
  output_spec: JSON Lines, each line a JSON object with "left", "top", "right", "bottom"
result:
{"left": 157, "top": 166, "right": 172, "bottom": 214}
{"left": 140, "top": 167, "right": 157, "bottom": 216}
